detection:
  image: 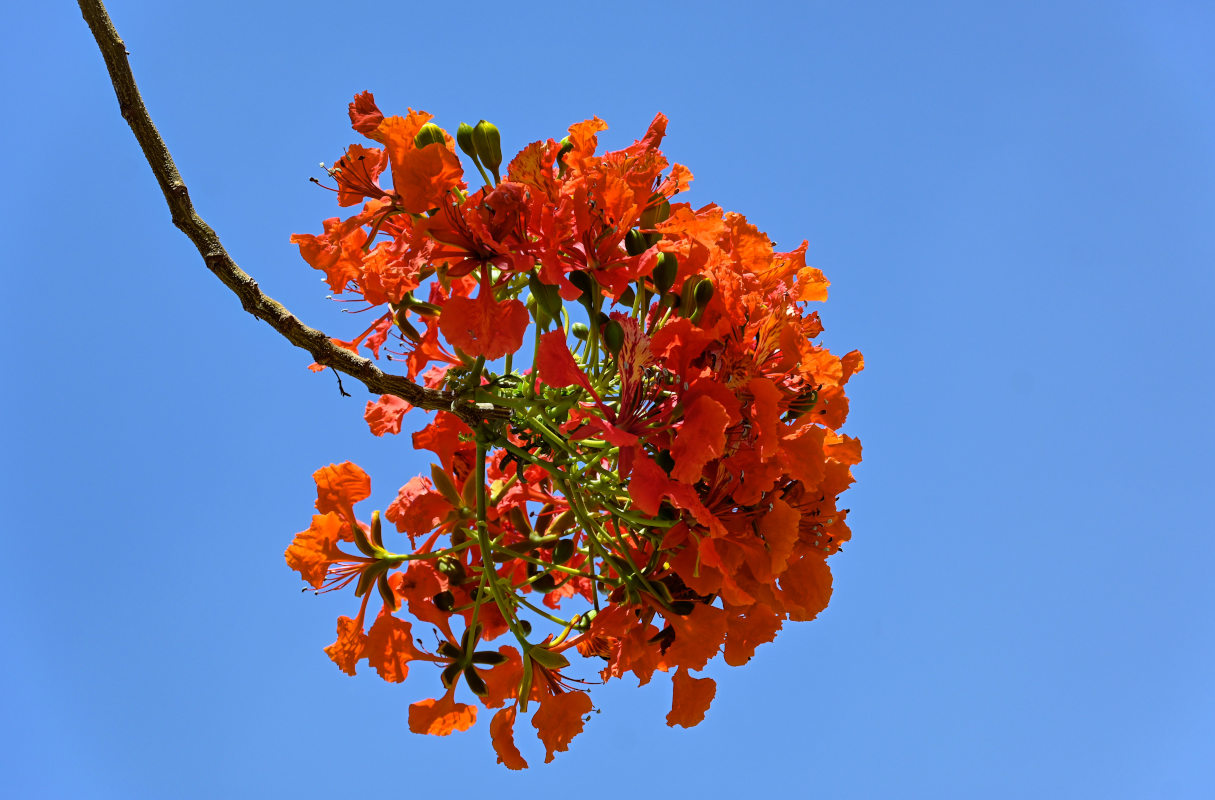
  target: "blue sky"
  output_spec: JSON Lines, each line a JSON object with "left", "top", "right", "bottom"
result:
{"left": 3, "top": 1, "right": 1213, "bottom": 797}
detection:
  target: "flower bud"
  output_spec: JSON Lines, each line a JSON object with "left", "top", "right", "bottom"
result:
{"left": 669, "top": 600, "right": 696, "bottom": 616}
{"left": 526, "top": 293, "right": 552, "bottom": 329}
{"left": 472, "top": 120, "right": 503, "bottom": 178}
{"left": 652, "top": 252, "right": 678, "bottom": 293}
{"left": 532, "top": 572, "right": 557, "bottom": 593}
{"left": 602, "top": 318, "right": 624, "bottom": 355}
{"left": 433, "top": 590, "right": 455, "bottom": 612}
{"left": 528, "top": 274, "right": 563, "bottom": 318}
{"left": 679, "top": 273, "right": 705, "bottom": 318}
{"left": 689, "top": 278, "right": 715, "bottom": 323}
{"left": 618, "top": 286, "right": 636, "bottom": 308}
{"left": 639, "top": 194, "right": 671, "bottom": 229}
{"left": 456, "top": 122, "right": 480, "bottom": 164}
{"left": 654, "top": 449, "right": 675, "bottom": 474}
{"left": 437, "top": 554, "right": 467, "bottom": 584}
{"left": 567, "top": 269, "right": 593, "bottom": 299}
{"left": 625, "top": 229, "right": 649, "bottom": 256}
{"left": 552, "top": 538, "right": 575, "bottom": 564}
{"left": 640, "top": 196, "right": 671, "bottom": 248}
{"left": 414, "top": 123, "right": 446, "bottom": 149}
{"left": 571, "top": 322, "right": 590, "bottom": 340}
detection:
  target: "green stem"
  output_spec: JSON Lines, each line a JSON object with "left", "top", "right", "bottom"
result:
{"left": 474, "top": 434, "right": 531, "bottom": 649}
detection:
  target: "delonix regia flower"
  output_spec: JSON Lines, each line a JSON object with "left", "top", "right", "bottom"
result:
{"left": 286, "top": 94, "right": 864, "bottom": 767}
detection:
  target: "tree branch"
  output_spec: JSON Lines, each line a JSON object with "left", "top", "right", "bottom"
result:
{"left": 77, "top": 0, "right": 489, "bottom": 426}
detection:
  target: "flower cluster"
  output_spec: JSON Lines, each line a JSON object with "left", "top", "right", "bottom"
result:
{"left": 285, "top": 93, "right": 863, "bottom": 767}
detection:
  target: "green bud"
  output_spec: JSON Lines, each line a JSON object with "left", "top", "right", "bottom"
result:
{"left": 680, "top": 273, "right": 705, "bottom": 318}
{"left": 527, "top": 274, "right": 563, "bottom": 318}
{"left": 450, "top": 526, "right": 469, "bottom": 547}
{"left": 625, "top": 229, "right": 649, "bottom": 256}
{"left": 472, "top": 120, "right": 503, "bottom": 178}
{"left": 433, "top": 590, "right": 455, "bottom": 612}
{"left": 519, "top": 619, "right": 533, "bottom": 637}
{"left": 639, "top": 194, "right": 671, "bottom": 229}
{"left": 567, "top": 269, "right": 593, "bottom": 299}
{"left": 669, "top": 600, "right": 696, "bottom": 616}
{"left": 571, "top": 322, "right": 590, "bottom": 340}
{"left": 552, "top": 538, "right": 575, "bottom": 564}
{"left": 532, "top": 572, "right": 557, "bottom": 593}
{"left": 690, "top": 278, "right": 714, "bottom": 324}
{"left": 618, "top": 286, "right": 636, "bottom": 308}
{"left": 574, "top": 608, "right": 598, "bottom": 630}
{"left": 437, "top": 555, "right": 466, "bottom": 584}
{"left": 654, "top": 449, "right": 675, "bottom": 474}
{"left": 653, "top": 252, "right": 678, "bottom": 293}
{"left": 527, "top": 293, "right": 553, "bottom": 329}
{"left": 414, "top": 123, "right": 447, "bottom": 149}
{"left": 602, "top": 318, "right": 624, "bottom": 355}
{"left": 456, "top": 122, "right": 480, "bottom": 163}
{"left": 556, "top": 136, "right": 573, "bottom": 174}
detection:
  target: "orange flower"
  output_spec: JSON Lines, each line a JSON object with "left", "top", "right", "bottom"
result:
{"left": 287, "top": 102, "right": 864, "bottom": 767}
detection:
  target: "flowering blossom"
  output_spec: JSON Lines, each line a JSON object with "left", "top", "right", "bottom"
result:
{"left": 285, "top": 95, "right": 863, "bottom": 767}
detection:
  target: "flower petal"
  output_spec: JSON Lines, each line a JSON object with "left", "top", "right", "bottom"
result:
{"left": 408, "top": 690, "right": 478, "bottom": 736}
{"left": 323, "top": 615, "right": 368, "bottom": 676}
{"left": 531, "top": 690, "right": 592, "bottom": 763}
{"left": 364, "top": 611, "right": 424, "bottom": 684}
{"left": 313, "top": 462, "right": 371, "bottom": 516}
{"left": 666, "top": 668, "right": 716, "bottom": 728}
{"left": 491, "top": 707, "right": 529, "bottom": 770}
